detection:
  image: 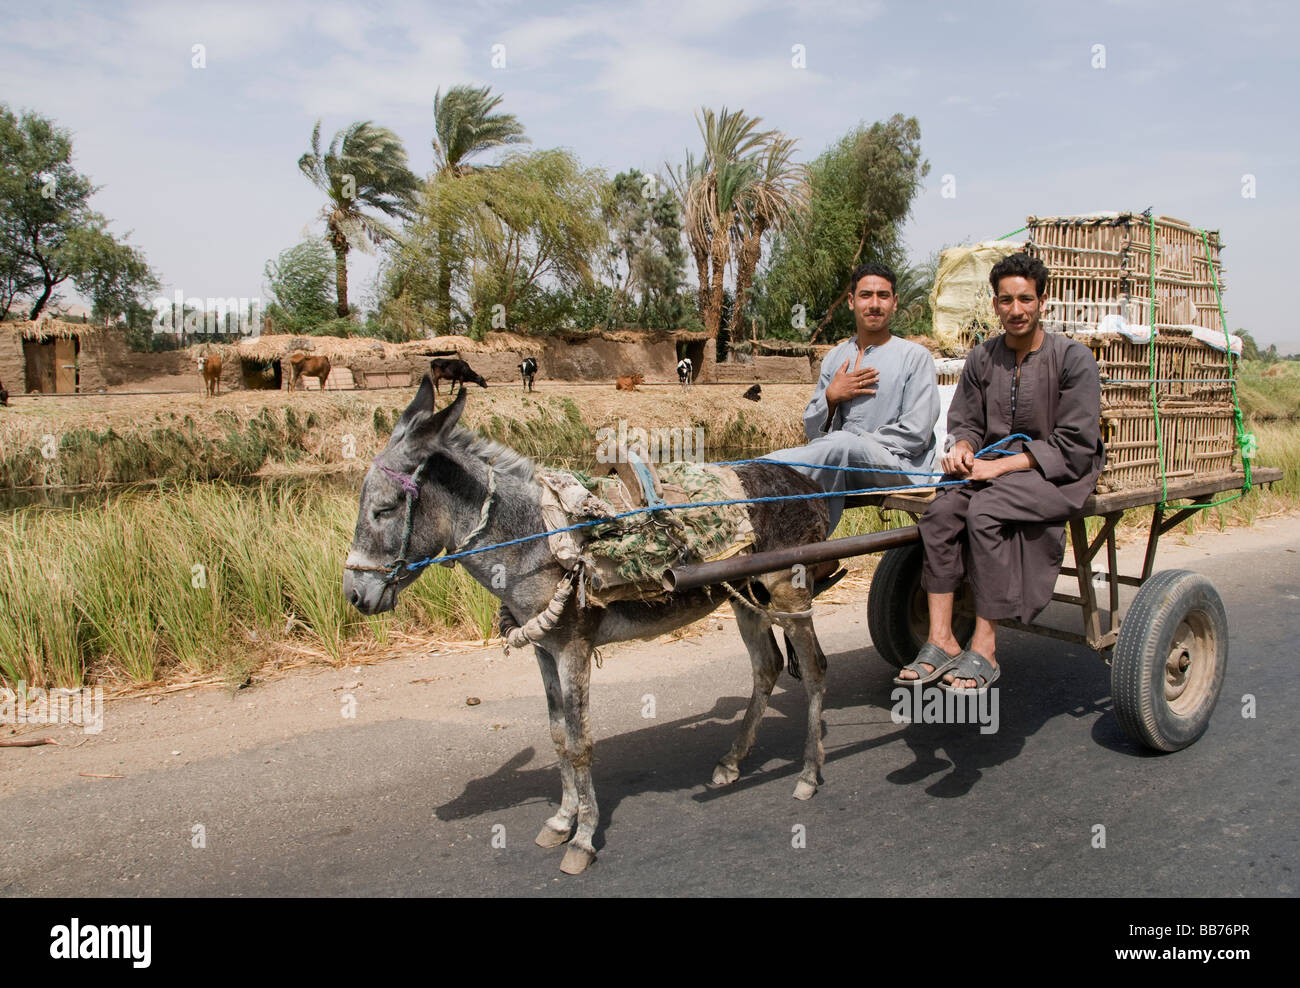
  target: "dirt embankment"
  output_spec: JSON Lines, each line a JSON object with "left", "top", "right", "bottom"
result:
{"left": 0, "top": 383, "right": 814, "bottom": 488}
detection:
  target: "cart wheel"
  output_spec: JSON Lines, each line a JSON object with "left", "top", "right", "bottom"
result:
{"left": 867, "top": 543, "right": 974, "bottom": 668}
{"left": 1112, "top": 569, "right": 1228, "bottom": 752}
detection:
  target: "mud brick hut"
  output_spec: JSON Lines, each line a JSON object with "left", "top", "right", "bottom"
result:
{"left": 0, "top": 319, "right": 110, "bottom": 395}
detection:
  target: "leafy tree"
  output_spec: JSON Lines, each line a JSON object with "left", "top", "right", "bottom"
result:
{"left": 758, "top": 115, "right": 929, "bottom": 343}
{"left": 600, "top": 169, "right": 690, "bottom": 330}
{"left": 402, "top": 149, "right": 606, "bottom": 338}
{"left": 1235, "top": 328, "right": 1260, "bottom": 362}
{"left": 0, "top": 212, "right": 39, "bottom": 319}
{"left": 298, "top": 120, "right": 420, "bottom": 318}
{"left": 264, "top": 238, "right": 337, "bottom": 332}
{"left": 0, "top": 105, "right": 158, "bottom": 321}
{"left": 429, "top": 85, "right": 529, "bottom": 329}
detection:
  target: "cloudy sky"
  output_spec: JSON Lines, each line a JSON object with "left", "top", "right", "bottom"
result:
{"left": 2, "top": 0, "right": 1296, "bottom": 347}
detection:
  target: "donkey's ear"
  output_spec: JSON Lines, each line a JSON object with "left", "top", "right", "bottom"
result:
{"left": 391, "top": 374, "right": 437, "bottom": 440}
{"left": 393, "top": 376, "right": 468, "bottom": 450}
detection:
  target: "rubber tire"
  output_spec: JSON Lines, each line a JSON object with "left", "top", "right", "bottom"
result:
{"left": 867, "top": 543, "right": 974, "bottom": 668}
{"left": 1111, "top": 569, "right": 1228, "bottom": 752}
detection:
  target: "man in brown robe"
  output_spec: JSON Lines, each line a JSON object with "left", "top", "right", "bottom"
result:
{"left": 898, "top": 252, "right": 1104, "bottom": 691}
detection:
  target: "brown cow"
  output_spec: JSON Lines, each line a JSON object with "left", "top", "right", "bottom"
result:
{"left": 289, "top": 351, "right": 331, "bottom": 391}
{"left": 615, "top": 373, "right": 644, "bottom": 392}
{"left": 198, "top": 351, "right": 222, "bottom": 397}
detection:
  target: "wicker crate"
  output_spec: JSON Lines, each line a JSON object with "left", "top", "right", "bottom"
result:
{"left": 1027, "top": 212, "right": 1223, "bottom": 283}
{"left": 1027, "top": 212, "right": 1226, "bottom": 334}
{"left": 1097, "top": 402, "right": 1238, "bottom": 493}
{"left": 1071, "top": 327, "right": 1235, "bottom": 408}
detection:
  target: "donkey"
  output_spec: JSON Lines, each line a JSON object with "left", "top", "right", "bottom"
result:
{"left": 344, "top": 378, "right": 833, "bottom": 875}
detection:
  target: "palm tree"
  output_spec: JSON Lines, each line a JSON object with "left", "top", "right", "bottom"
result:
{"left": 671, "top": 107, "right": 772, "bottom": 340}
{"left": 430, "top": 85, "right": 529, "bottom": 328}
{"left": 728, "top": 134, "right": 809, "bottom": 342}
{"left": 298, "top": 121, "right": 420, "bottom": 318}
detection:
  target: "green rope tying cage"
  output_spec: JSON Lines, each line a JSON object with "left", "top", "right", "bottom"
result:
{"left": 1140, "top": 214, "right": 1254, "bottom": 510}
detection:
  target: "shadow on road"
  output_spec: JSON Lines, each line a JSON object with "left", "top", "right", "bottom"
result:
{"left": 435, "top": 628, "right": 1118, "bottom": 836}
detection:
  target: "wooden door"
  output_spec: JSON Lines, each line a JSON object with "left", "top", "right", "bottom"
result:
{"left": 23, "top": 340, "right": 55, "bottom": 393}
{"left": 54, "top": 338, "right": 77, "bottom": 392}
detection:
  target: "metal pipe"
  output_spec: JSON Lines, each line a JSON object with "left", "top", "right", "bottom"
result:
{"left": 663, "top": 526, "right": 920, "bottom": 592}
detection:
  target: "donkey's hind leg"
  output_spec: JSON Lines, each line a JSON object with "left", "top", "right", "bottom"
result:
{"left": 711, "top": 601, "right": 784, "bottom": 787}
{"left": 765, "top": 579, "right": 826, "bottom": 801}
{"left": 776, "top": 611, "right": 827, "bottom": 801}
{"left": 533, "top": 646, "right": 578, "bottom": 848}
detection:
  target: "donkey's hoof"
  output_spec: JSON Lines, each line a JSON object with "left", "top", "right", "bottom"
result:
{"left": 792, "top": 778, "right": 819, "bottom": 801}
{"left": 535, "top": 824, "right": 571, "bottom": 848}
{"left": 559, "top": 846, "right": 596, "bottom": 875}
{"left": 711, "top": 761, "right": 740, "bottom": 787}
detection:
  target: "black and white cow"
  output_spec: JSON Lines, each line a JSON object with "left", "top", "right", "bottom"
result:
{"left": 519, "top": 357, "right": 537, "bottom": 392}
{"left": 677, "top": 357, "right": 693, "bottom": 389}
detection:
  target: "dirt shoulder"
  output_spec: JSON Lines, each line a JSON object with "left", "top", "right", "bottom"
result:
{"left": 5, "top": 512, "right": 1296, "bottom": 798}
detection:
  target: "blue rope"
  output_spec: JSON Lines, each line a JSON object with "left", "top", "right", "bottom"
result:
{"left": 403, "top": 433, "right": 1036, "bottom": 573}
{"left": 710, "top": 433, "right": 1033, "bottom": 476}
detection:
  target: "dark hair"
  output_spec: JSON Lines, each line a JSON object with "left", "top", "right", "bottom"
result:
{"left": 848, "top": 261, "right": 897, "bottom": 294}
{"left": 989, "top": 252, "right": 1049, "bottom": 296}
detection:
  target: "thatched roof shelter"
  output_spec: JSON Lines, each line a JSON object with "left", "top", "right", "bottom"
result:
{"left": 4, "top": 318, "right": 102, "bottom": 340}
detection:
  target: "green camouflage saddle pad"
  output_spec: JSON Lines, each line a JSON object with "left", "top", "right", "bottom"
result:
{"left": 536, "top": 461, "right": 755, "bottom": 603}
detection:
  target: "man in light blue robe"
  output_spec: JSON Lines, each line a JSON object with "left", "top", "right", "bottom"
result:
{"left": 764, "top": 262, "right": 940, "bottom": 533}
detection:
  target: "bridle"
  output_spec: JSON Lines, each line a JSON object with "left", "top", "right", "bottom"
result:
{"left": 345, "top": 456, "right": 497, "bottom": 602}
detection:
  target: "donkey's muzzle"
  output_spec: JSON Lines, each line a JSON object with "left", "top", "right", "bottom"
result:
{"left": 343, "top": 568, "right": 398, "bottom": 615}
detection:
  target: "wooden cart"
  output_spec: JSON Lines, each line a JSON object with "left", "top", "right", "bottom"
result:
{"left": 846, "top": 468, "right": 1281, "bottom": 752}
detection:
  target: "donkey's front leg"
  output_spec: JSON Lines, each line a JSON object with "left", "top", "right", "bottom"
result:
{"left": 556, "top": 643, "right": 598, "bottom": 875}
{"left": 533, "top": 645, "right": 578, "bottom": 848}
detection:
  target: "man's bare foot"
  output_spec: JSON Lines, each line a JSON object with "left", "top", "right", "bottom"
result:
{"left": 897, "top": 638, "right": 962, "bottom": 681}
{"left": 944, "top": 647, "right": 998, "bottom": 689}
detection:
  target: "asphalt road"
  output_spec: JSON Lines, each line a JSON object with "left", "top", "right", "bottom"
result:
{"left": 2, "top": 527, "right": 1297, "bottom": 897}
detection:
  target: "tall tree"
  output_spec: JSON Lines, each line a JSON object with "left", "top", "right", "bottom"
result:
{"left": 429, "top": 85, "right": 529, "bottom": 330}
{"left": 600, "top": 169, "right": 689, "bottom": 329}
{"left": 728, "top": 134, "right": 809, "bottom": 341}
{"left": 298, "top": 120, "right": 419, "bottom": 318}
{"left": 792, "top": 115, "right": 928, "bottom": 342}
{"left": 670, "top": 107, "right": 772, "bottom": 340}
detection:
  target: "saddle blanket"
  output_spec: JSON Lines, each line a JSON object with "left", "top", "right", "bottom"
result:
{"left": 536, "top": 461, "right": 756, "bottom": 605}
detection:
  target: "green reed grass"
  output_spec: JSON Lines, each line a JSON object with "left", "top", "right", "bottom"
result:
{"left": 0, "top": 480, "right": 498, "bottom": 689}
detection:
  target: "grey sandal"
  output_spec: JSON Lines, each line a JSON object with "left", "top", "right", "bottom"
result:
{"left": 893, "top": 643, "right": 962, "bottom": 686}
{"left": 941, "top": 649, "right": 1001, "bottom": 693}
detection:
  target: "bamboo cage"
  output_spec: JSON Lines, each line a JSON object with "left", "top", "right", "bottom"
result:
{"left": 1027, "top": 212, "right": 1226, "bottom": 334}
{"left": 927, "top": 211, "right": 1243, "bottom": 495}
{"left": 1074, "top": 326, "right": 1235, "bottom": 408}
{"left": 1097, "top": 402, "right": 1237, "bottom": 493}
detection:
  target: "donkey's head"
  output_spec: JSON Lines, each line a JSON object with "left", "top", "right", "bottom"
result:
{"left": 343, "top": 377, "right": 473, "bottom": 614}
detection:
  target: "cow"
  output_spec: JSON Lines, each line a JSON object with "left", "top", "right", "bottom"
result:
{"left": 742, "top": 384, "right": 762, "bottom": 402}
{"left": 519, "top": 357, "right": 537, "bottom": 392}
{"left": 429, "top": 358, "right": 487, "bottom": 395}
{"left": 288, "top": 350, "right": 331, "bottom": 391}
{"left": 198, "top": 351, "right": 222, "bottom": 397}
{"left": 615, "top": 373, "right": 644, "bottom": 392}
{"left": 677, "top": 357, "right": 693, "bottom": 389}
